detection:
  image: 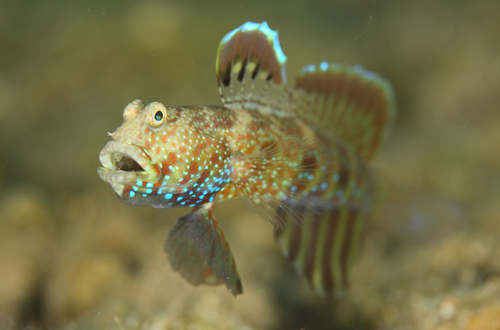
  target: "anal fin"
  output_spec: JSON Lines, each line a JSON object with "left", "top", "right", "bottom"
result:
{"left": 164, "top": 204, "right": 243, "bottom": 296}
{"left": 274, "top": 200, "right": 365, "bottom": 297}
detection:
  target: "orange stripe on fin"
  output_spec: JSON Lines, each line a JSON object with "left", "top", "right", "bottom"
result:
{"left": 274, "top": 201, "right": 367, "bottom": 297}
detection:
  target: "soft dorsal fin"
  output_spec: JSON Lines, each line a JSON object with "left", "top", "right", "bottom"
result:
{"left": 216, "top": 22, "right": 291, "bottom": 115}
{"left": 292, "top": 63, "right": 396, "bottom": 160}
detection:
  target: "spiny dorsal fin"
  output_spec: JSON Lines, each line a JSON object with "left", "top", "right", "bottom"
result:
{"left": 293, "top": 63, "right": 396, "bottom": 160}
{"left": 164, "top": 204, "right": 243, "bottom": 296}
{"left": 216, "top": 22, "right": 291, "bottom": 115}
{"left": 274, "top": 201, "right": 366, "bottom": 297}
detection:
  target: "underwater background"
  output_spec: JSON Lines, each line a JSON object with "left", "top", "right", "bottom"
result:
{"left": 1, "top": 0, "right": 500, "bottom": 329}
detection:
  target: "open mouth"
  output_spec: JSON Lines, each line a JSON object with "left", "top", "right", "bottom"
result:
{"left": 98, "top": 141, "right": 159, "bottom": 189}
{"left": 115, "top": 155, "right": 145, "bottom": 172}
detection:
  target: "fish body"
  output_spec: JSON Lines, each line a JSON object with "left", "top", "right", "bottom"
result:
{"left": 98, "top": 22, "right": 396, "bottom": 296}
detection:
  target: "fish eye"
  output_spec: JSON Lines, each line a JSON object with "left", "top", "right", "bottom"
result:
{"left": 148, "top": 107, "right": 167, "bottom": 128}
{"left": 154, "top": 110, "right": 163, "bottom": 121}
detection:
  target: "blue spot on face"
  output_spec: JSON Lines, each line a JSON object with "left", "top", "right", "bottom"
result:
{"left": 146, "top": 182, "right": 154, "bottom": 188}
{"left": 320, "top": 182, "right": 328, "bottom": 190}
{"left": 129, "top": 191, "right": 135, "bottom": 198}
{"left": 133, "top": 186, "right": 139, "bottom": 192}
{"left": 291, "top": 185, "right": 297, "bottom": 192}
{"left": 177, "top": 196, "right": 183, "bottom": 201}
{"left": 136, "top": 181, "right": 143, "bottom": 187}
{"left": 209, "top": 195, "right": 214, "bottom": 202}
{"left": 145, "top": 189, "right": 153, "bottom": 194}
{"left": 320, "top": 62, "right": 328, "bottom": 71}
{"left": 164, "top": 193, "right": 173, "bottom": 200}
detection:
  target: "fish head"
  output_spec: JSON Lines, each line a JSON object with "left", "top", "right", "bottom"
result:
{"left": 98, "top": 100, "right": 187, "bottom": 202}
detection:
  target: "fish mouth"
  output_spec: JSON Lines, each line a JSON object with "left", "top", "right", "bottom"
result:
{"left": 98, "top": 141, "right": 159, "bottom": 194}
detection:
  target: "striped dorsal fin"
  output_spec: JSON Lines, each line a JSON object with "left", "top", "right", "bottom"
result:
{"left": 274, "top": 202, "right": 365, "bottom": 297}
{"left": 216, "top": 22, "right": 291, "bottom": 115}
{"left": 292, "top": 63, "right": 396, "bottom": 160}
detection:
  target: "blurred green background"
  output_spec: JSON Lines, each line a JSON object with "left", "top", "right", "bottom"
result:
{"left": 1, "top": 1, "right": 500, "bottom": 329}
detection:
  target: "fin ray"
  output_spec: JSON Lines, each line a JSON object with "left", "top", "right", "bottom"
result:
{"left": 274, "top": 200, "right": 366, "bottom": 297}
{"left": 293, "top": 63, "right": 396, "bottom": 160}
{"left": 216, "top": 22, "right": 291, "bottom": 115}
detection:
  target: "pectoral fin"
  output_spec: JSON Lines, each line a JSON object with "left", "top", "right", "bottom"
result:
{"left": 164, "top": 204, "right": 243, "bottom": 296}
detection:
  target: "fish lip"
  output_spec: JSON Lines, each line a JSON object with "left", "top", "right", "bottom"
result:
{"left": 97, "top": 140, "right": 159, "bottom": 187}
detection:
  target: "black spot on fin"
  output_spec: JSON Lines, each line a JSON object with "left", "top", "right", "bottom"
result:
{"left": 237, "top": 61, "right": 247, "bottom": 83}
{"left": 222, "top": 62, "right": 232, "bottom": 87}
{"left": 215, "top": 21, "right": 290, "bottom": 113}
{"left": 251, "top": 63, "right": 261, "bottom": 80}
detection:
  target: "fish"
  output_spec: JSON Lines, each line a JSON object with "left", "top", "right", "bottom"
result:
{"left": 98, "top": 21, "right": 396, "bottom": 297}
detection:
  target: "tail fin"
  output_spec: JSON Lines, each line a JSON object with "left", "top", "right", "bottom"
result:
{"left": 292, "top": 63, "right": 396, "bottom": 160}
